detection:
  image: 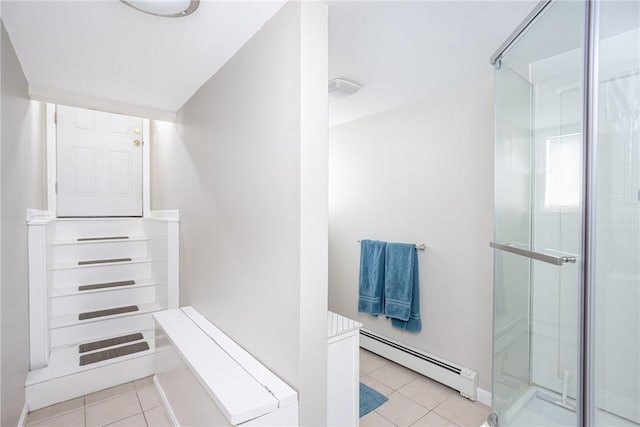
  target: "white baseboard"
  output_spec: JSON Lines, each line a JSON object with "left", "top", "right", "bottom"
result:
{"left": 153, "top": 375, "right": 180, "bottom": 427}
{"left": 477, "top": 388, "right": 492, "bottom": 407}
{"left": 17, "top": 402, "right": 29, "bottom": 427}
{"left": 360, "top": 329, "right": 478, "bottom": 401}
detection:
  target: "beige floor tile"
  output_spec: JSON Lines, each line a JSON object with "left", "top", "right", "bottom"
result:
{"left": 360, "top": 349, "right": 390, "bottom": 375}
{"left": 133, "top": 376, "right": 154, "bottom": 388}
{"left": 27, "top": 397, "right": 85, "bottom": 425}
{"left": 360, "top": 410, "right": 397, "bottom": 427}
{"left": 143, "top": 406, "right": 172, "bottom": 427}
{"left": 86, "top": 392, "right": 142, "bottom": 427}
{"left": 105, "top": 413, "right": 147, "bottom": 427}
{"left": 433, "top": 395, "right": 491, "bottom": 427}
{"left": 367, "top": 362, "right": 420, "bottom": 390}
{"left": 411, "top": 411, "right": 458, "bottom": 427}
{"left": 397, "top": 377, "right": 456, "bottom": 410}
{"left": 135, "top": 384, "right": 162, "bottom": 411}
{"left": 27, "top": 397, "right": 84, "bottom": 425}
{"left": 361, "top": 375, "right": 394, "bottom": 396}
{"left": 375, "top": 392, "right": 429, "bottom": 427}
{"left": 29, "top": 408, "right": 85, "bottom": 427}
{"left": 85, "top": 382, "right": 136, "bottom": 406}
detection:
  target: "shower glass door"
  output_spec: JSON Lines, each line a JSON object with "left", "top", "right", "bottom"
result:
{"left": 492, "top": 1, "right": 585, "bottom": 426}
{"left": 593, "top": 2, "right": 640, "bottom": 425}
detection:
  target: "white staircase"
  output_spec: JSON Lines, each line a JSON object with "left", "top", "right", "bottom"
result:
{"left": 25, "top": 212, "right": 179, "bottom": 410}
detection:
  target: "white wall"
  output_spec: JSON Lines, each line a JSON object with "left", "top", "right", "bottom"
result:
{"left": 1, "top": 22, "right": 46, "bottom": 426}
{"left": 151, "top": 2, "right": 328, "bottom": 424}
{"left": 0, "top": 11, "right": 3, "bottom": 427}
{"left": 328, "top": 76, "right": 495, "bottom": 390}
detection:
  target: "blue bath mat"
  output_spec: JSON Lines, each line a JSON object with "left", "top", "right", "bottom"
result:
{"left": 360, "top": 382, "right": 388, "bottom": 417}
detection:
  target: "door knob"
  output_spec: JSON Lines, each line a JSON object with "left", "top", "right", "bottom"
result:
{"left": 133, "top": 139, "right": 141, "bottom": 146}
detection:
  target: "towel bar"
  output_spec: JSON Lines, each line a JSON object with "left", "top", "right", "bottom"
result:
{"left": 357, "top": 240, "right": 426, "bottom": 251}
{"left": 490, "top": 241, "right": 576, "bottom": 265}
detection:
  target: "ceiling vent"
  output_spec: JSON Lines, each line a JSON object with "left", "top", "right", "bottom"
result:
{"left": 328, "top": 78, "right": 362, "bottom": 98}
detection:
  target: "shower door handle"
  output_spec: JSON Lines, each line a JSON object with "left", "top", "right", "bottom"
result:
{"left": 490, "top": 241, "right": 577, "bottom": 266}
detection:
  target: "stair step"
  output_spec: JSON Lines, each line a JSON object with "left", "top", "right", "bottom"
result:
{"left": 51, "top": 279, "right": 158, "bottom": 298}
{"left": 78, "top": 258, "right": 132, "bottom": 266}
{"left": 53, "top": 218, "right": 145, "bottom": 241}
{"left": 26, "top": 352, "right": 154, "bottom": 411}
{"left": 50, "top": 302, "right": 161, "bottom": 330}
{"left": 79, "top": 332, "right": 144, "bottom": 353}
{"left": 77, "top": 236, "right": 129, "bottom": 242}
{"left": 53, "top": 239, "right": 149, "bottom": 264}
{"left": 79, "top": 279, "right": 136, "bottom": 291}
{"left": 27, "top": 329, "right": 156, "bottom": 390}
{"left": 79, "top": 305, "right": 139, "bottom": 321}
{"left": 54, "top": 236, "right": 148, "bottom": 246}
{"left": 54, "top": 258, "right": 151, "bottom": 270}
{"left": 80, "top": 341, "right": 150, "bottom": 366}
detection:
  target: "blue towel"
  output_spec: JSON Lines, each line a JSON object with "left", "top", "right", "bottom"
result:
{"left": 384, "top": 243, "right": 421, "bottom": 332}
{"left": 358, "top": 240, "right": 386, "bottom": 315}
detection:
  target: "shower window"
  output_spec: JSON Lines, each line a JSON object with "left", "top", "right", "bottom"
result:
{"left": 544, "top": 133, "right": 581, "bottom": 209}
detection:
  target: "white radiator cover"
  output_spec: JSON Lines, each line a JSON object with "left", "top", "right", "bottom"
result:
{"left": 360, "top": 329, "right": 478, "bottom": 401}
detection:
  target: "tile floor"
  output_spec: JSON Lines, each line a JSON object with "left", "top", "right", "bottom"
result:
{"left": 25, "top": 377, "right": 172, "bottom": 427}
{"left": 26, "top": 349, "right": 491, "bottom": 427}
{"left": 359, "top": 348, "right": 491, "bottom": 427}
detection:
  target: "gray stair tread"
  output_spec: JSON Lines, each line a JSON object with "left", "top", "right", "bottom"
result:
{"left": 79, "top": 333, "right": 144, "bottom": 353}
{"left": 78, "top": 305, "right": 139, "bottom": 321}
{"left": 78, "top": 258, "right": 132, "bottom": 265}
{"left": 78, "top": 280, "right": 136, "bottom": 291}
{"left": 77, "top": 236, "right": 129, "bottom": 241}
{"left": 50, "top": 302, "right": 161, "bottom": 329}
{"left": 79, "top": 341, "right": 150, "bottom": 366}
{"left": 53, "top": 258, "right": 152, "bottom": 270}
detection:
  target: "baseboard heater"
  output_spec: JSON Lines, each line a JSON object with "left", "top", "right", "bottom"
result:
{"left": 360, "top": 329, "right": 478, "bottom": 401}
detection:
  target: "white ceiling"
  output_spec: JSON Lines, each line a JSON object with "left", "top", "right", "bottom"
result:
{"left": 2, "top": 0, "right": 286, "bottom": 119}
{"left": 328, "top": 1, "right": 538, "bottom": 126}
{"left": 2, "top": 0, "right": 537, "bottom": 123}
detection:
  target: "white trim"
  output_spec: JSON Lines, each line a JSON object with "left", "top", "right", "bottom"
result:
{"left": 167, "top": 221, "right": 180, "bottom": 308}
{"left": 153, "top": 308, "right": 287, "bottom": 424}
{"left": 29, "top": 86, "right": 176, "bottom": 122}
{"left": 153, "top": 375, "right": 181, "bottom": 427}
{"left": 17, "top": 402, "right": 28, "bottom": 427}
{"left": 27, "top": 213, "right": 52, "bottom": 370}
{"left": 142, "top": 119, "right": 151, "bottom": 218}
{"left": 477, "top": 388, "right": 492, "bottom": 407}
{"left": 26, "top": 208, "right": 54, "bottom": 224}
{"left": 182, "top": 307, "right": 297, "bottom": 407}
{"left": 46, "top": 104, "right": 57, "bottom": 217}
{"left": 26, "top": 353, "right": 154, "bottom": 410}
{"left": 147, "top": 209, "right": 180, "bottom": 222}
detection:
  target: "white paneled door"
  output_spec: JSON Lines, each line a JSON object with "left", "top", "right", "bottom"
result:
{"left": 57, "top": 105, "right": 143, "bottom": 217}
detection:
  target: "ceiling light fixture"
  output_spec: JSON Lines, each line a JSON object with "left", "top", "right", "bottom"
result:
{"left": 120, "top": 0, "right": 200, "bottom": 18}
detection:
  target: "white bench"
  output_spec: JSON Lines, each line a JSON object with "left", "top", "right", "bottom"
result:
{"left": 152, "top": 307, "right": 298, "bottom": 426}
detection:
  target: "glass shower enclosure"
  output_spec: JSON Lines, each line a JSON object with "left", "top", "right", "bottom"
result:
{"left": 489, "top": 1, "right": 639, "bottom": 426}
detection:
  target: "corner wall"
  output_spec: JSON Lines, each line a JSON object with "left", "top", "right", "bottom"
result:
{"left": 328, "top": 76, "right": 495, "bottom": 391}
{"left": 1, "top": 22, "right": 46, "bottom": 425}
{"left": 151, "top": 2, "right": 328, "bottom": 424}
